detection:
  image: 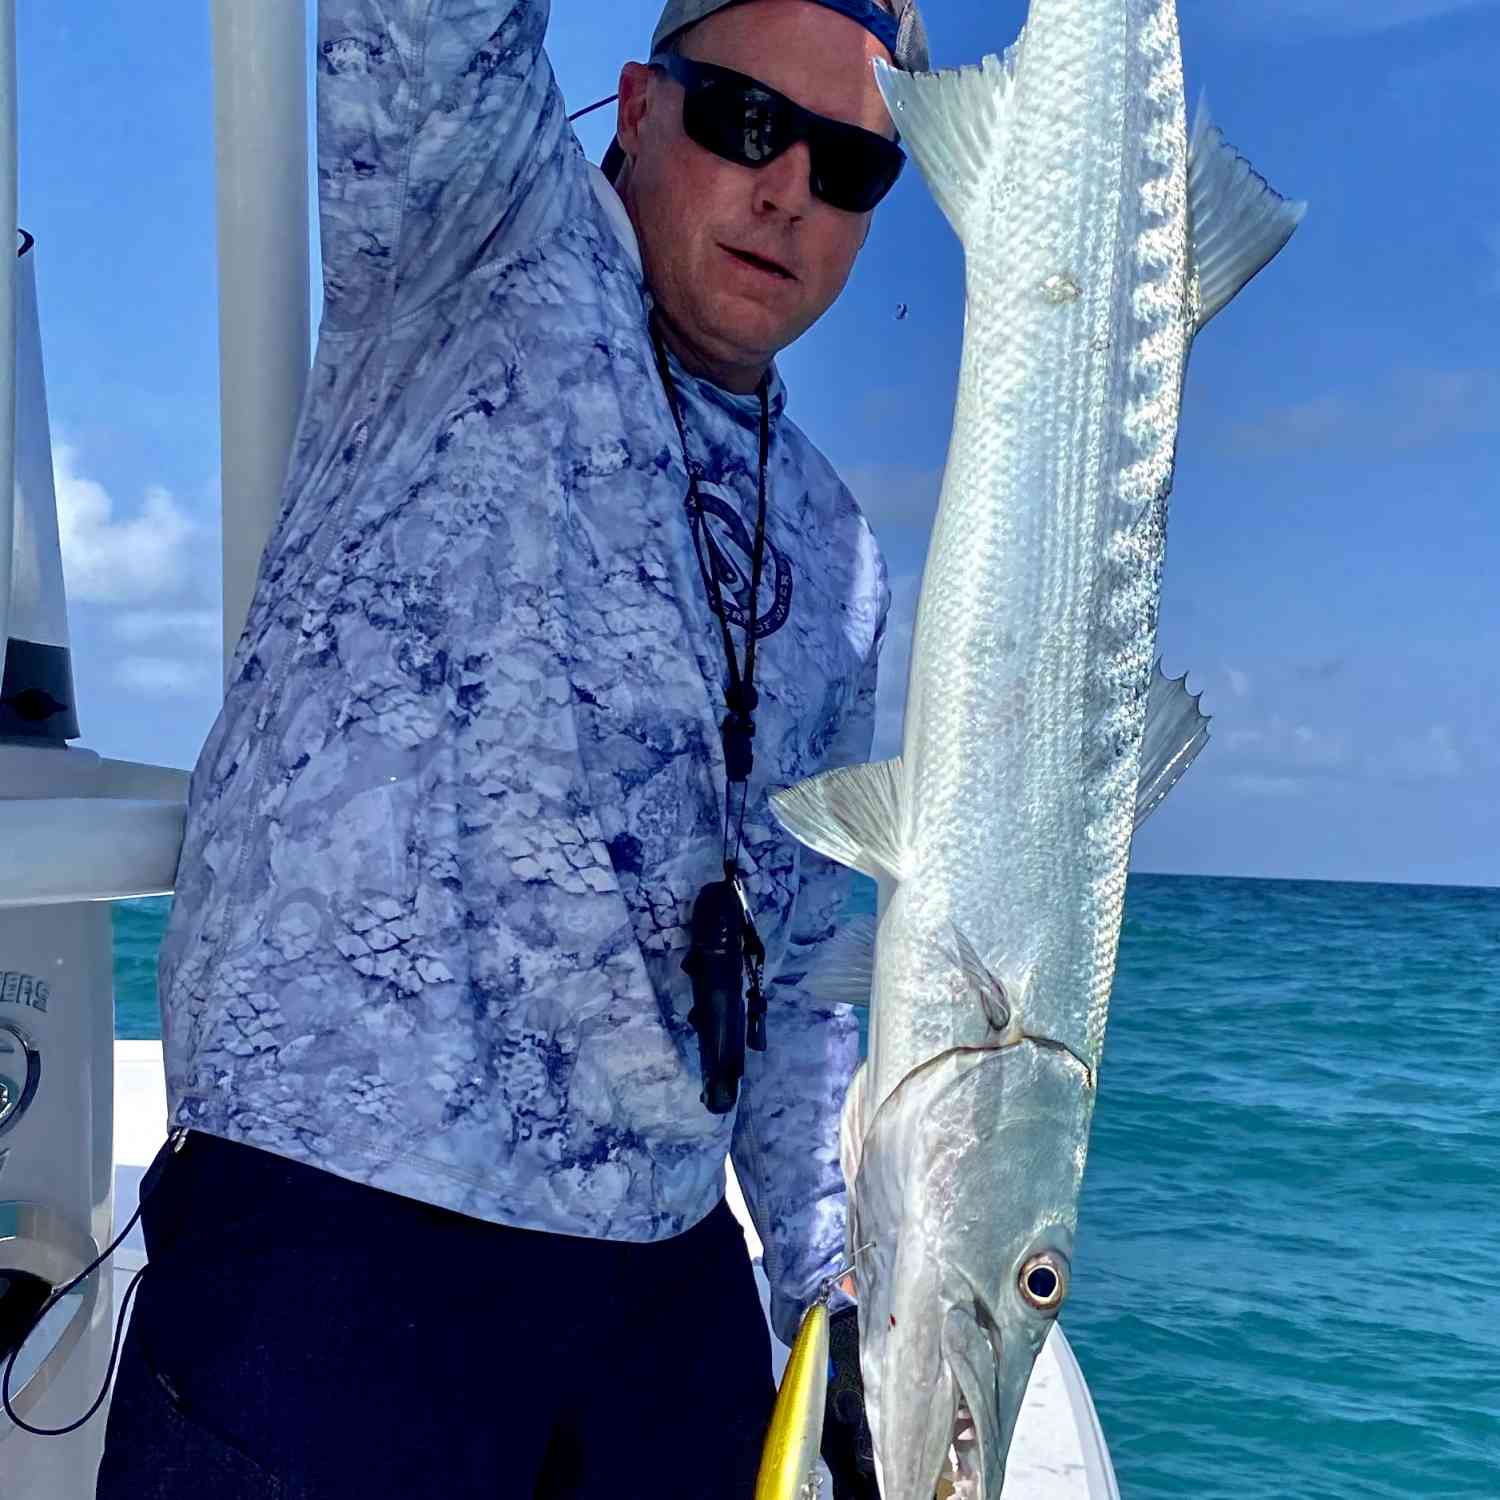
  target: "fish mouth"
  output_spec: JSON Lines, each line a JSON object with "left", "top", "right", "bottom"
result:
{"left": 720, "top": 242, "right": 797, "bottom": 280}
{"left": 939, "top": 1400, "right": 981, "bottom": 1498}
{"left": 935, "top": 1297, "right": 1014, "bottom": 1499}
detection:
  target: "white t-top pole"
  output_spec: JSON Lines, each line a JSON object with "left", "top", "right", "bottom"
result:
{"left": 212, "top": 0, "right": 310, "bottom": 690}
{"left": 0, "top": 0, "right": 17, "bottom": 666}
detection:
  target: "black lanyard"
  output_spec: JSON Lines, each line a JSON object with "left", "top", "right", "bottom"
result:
{"left": 648, "top": 315, "right": 771, "bottom": 875}
{"left": 649, "top": 314, "right": 770, "bottom": 1064}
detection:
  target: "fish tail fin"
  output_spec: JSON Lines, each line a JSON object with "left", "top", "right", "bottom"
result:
{"left": 770, "top": 758, "right": 909, "bottom": 885}
{"left": 873, "top": 52, "right": 1018, "bottom": 243}
{"left": 1188, "top": 95, "right": 1306, "bottom": 330}
{"left": 1134, "top": 659, "right": 1212, "bottom": 829}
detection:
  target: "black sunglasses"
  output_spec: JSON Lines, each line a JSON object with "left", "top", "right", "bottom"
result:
{"left": 651, "top": 53, "right": 905, "bottom": 214}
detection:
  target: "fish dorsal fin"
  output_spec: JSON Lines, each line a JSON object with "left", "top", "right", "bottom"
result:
{"left": 1187, "top": 97, "right": 1306, "bottom": 331}
{"left": 803, "top": 913, "right": 879, "bottom": 1009}
{"left": 1134, "top": 658, "right": 1212, "bottom": 829}
{"left": 770, "top": 758, "right": 909, "bottom": 885}
{"left": 872, "top": 49, "right": 1019, "bottom": 244}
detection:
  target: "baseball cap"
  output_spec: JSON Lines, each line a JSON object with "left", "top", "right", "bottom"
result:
{"left": 601, "top": 0, "right": 930, "bottom": 184}
{"left": 652, "top": 0, "right": 929, "bottom": 72}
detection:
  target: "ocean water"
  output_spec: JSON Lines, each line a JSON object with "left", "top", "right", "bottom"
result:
{"left": 111, "top": 874, "right": 1500, "bottom": 1497}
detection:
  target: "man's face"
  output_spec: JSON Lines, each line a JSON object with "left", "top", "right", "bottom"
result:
{"left": 615, "top": 0, "right": 896, "bottom": 392}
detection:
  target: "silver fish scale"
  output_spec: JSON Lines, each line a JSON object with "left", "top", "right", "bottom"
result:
{"left": 873, "top": 0, "right": 1192, "bottom": 1113}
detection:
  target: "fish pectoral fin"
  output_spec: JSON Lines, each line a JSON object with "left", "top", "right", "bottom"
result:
{"left": 872, "top": 49, "right": 1019, "bottom": 244}
{"left": 770, "top": 758, "right": 909, "bottom": 884}
{"left": 944, "top": 926, "right": 1020, "bottom": 1036}
{"left": 803, "top": 913, "right": 878, "bottom": 1009}
{"left": 839, "top": 1059, "right": 871, "bottom": 1205}
{"left": 1187, "top": 95, "right": 1306, "bottom": 331}
{"left": 1134, "top": 657, "right": 1212, "bottom": 829}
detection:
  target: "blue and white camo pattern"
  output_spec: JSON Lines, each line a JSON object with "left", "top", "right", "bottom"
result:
{"left": 156, "top": 0, "right": 888, "bottom": 1343}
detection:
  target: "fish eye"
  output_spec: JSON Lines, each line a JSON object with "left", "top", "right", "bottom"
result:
{"left": 1018, "top": 1252, "right": 1069, "bottom": 1313}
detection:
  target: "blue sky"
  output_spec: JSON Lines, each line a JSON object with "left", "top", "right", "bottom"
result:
{"left": 13, "top": 0, "right": 1500, "bottom": 887}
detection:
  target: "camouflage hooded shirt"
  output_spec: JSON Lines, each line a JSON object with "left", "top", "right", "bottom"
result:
{"left": 157, "top": 0, "right": 888, "bottom": 1344}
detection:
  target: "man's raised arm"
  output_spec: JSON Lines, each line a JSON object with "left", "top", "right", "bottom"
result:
{"left": 317, "top": 0, "right": 572, "bottom": 333}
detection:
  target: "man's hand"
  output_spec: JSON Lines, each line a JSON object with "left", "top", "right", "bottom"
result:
{"left": 819, "top": 1300, "right": 962, "bottom": 1500}
{"left": 820, "top": 1305, "right": 878, "bottom": 1498}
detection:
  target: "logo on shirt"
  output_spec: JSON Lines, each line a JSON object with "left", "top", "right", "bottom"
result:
{"left": 686, "top": 483, "right": 793, "bottom": 639}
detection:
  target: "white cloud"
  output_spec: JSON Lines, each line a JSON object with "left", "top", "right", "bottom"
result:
{"left": 1219, "top": 708, "right": 1468, "bottom": 789}
{"left": 1369, "top": 724, "right": 1464, "bottom": 781}
{"left": 48, "top": 441, "right": 221, "bottom": 701}
{"left": 52, "top": 441, "right": 202, "bottom": 607}
{"left": 1225, "top": 666, "right": 1252, "bottom": 700}
{"left": 1223, "top": 715, "right": 1354, "bottom": 773}
{"left": 1227, "top": 370, "right": 1500, "bottom": 454}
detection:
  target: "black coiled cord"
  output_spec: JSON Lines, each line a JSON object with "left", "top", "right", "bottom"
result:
{"left": 2, "top": 1128, "right": 186, "bottom": 1436}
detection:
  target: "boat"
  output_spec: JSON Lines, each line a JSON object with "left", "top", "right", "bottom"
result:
{"left": 0, "top": 3, "right": 1119, "bottom": 1494}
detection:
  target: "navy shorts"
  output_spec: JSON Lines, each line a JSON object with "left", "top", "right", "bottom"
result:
{"left": 95, "top": 1131, "right": 776, "bottom": 1499}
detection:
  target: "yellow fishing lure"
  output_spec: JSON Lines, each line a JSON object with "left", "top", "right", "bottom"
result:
{"left": 754, "top": 1271, "right": 963, "bottom": 1500}
{"left": 754, "top": 1295, "right": 832, "bottom": 1500}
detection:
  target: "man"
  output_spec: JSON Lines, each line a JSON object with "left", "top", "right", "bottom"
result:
{"left": 96, "top": 1, "right": 926, "bottom": 1496}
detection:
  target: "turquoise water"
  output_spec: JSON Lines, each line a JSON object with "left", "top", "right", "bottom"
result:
{"left": 112, "top": 874, "right": 1500, "bottom": 1496}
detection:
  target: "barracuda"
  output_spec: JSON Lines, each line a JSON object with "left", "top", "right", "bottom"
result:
{"left": 768, "top": 3, "right": 1303, "bottom": 1495}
